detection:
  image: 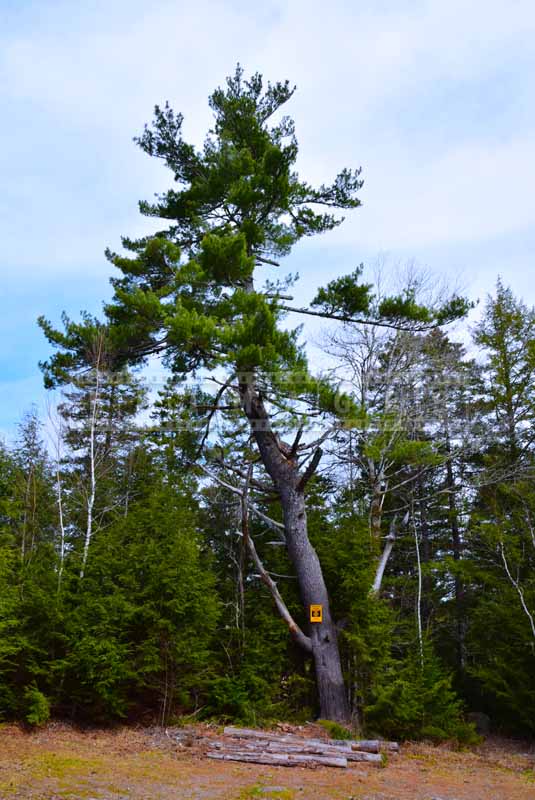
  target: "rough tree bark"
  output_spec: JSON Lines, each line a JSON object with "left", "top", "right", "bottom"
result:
{"left": 239, "top": 376, "right": 350, "bottom": 723}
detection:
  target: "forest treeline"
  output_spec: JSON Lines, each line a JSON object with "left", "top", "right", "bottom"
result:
{"left": 1, "top": 279, "right": 534, "bottom": 739}
{"left": 1, "top": 68, "right": 534, "bottom": 740}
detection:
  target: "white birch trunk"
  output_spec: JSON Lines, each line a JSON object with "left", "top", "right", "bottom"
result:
{"left": 500, "top": 541, "right": 535, "bottom": 640}
{"left": 80, "top": 355, "right": 102, "bottom": 579}
{"left": 47, "top": 402, "right": 68, "bottom": 591}
{"left": 56, "top": 461, "right": 66, "bottom": 591}
{"left": 414, "top": 511, "right": 424, "bottom": 667}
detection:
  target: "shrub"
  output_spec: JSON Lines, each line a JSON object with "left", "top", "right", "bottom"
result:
{"left": 365, "top": 643, "right": 480, "bottom": 744}
{"left": 23, "top": 686, "right": 50, "bottom": 727}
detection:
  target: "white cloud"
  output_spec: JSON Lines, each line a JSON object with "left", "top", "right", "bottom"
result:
{"left": 1, "top": 0, "right": 534, "bottom": 278}
{"left": 334, "top": 135, "right": 535, "bottom": 250}
{"left": 1, "top": 1, "right": 266, "bottom": 133}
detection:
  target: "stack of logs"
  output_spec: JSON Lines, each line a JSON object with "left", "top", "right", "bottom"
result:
{"left": 206, "top": 726, "right": 399, "bottom": 769}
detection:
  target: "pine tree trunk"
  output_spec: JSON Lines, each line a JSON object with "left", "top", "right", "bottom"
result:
{"left": 281, "top": 484, "right": 349, "bottom": 722}
{"left": 239, "top": 379, "right": 350, "bottom": 723}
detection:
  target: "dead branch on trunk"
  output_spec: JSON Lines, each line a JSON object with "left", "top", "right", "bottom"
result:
{"left": 241, "top": 470, "right": 312, "bottom": 653}
{"left": 197, "top": 463, "right": 285, "bottom": 540}
{"left": 371, "top": 510, "right": 410, "bottom": 595}
{"left": 296, "top": 448, "right": 323, "bottom": 492}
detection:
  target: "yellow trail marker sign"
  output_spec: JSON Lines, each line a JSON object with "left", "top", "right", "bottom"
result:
{"left": 310, "top": 604, "right": 323, "bottom": 623}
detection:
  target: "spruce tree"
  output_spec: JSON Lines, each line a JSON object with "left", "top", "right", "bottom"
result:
{"left": 465, "top": 282, "right": 535, "bottom": 732}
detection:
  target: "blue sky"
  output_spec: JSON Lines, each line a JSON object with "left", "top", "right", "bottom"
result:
{"left": 1, "top": 0, "right": 535, "bottom": 441}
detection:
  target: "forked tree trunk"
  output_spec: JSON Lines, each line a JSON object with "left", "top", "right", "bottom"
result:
{"left": 239, "top": 378, "right": 350, "bottom": 723}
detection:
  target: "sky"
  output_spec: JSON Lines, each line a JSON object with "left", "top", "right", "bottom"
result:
{"left": 1, "top": 0, "right": 534, "bottom": 441}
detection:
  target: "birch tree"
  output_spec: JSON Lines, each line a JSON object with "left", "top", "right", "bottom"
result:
{"left": 39, "top": 319, "right": 146, "bottom": 578}
{"left": 46, "top": 404, "right": 67, "bottom": 591}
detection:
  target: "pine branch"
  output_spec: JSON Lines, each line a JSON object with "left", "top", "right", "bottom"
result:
{"left": 279, "top": 304, "right": 443, "bottom": 332}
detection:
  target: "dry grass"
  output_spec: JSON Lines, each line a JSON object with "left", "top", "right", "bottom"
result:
{"left": 0, "top": 722, "right": 533, "bottom": 799}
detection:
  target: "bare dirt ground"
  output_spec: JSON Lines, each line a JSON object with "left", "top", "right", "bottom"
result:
{"left": 0, "top": 722, "right": 533, "bottom": 800}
